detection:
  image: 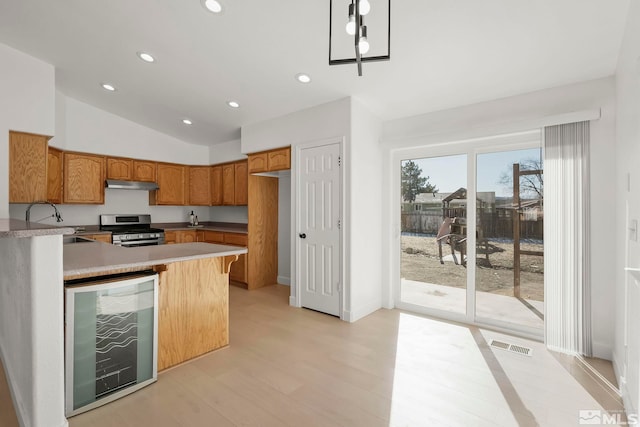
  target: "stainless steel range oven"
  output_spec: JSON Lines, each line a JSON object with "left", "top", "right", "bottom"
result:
{"left": 100, "top": 214, "right": 165, "bottom": 246}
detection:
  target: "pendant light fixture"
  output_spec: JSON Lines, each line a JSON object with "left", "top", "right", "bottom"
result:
{"left": 329, "top": 0, "right": 390, "bottom": 76}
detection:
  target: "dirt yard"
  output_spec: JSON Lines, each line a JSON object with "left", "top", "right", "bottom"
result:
{"left": 401, "top": 234, "right": 544, "bottom": 301}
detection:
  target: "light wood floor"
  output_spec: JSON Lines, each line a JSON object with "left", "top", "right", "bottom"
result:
{"left": 2, "top": 285, "right": 626, "bottom": 426}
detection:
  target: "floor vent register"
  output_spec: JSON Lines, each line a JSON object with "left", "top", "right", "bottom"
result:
{"left": 489, "top": 339, "right": 533, "bottom": 357}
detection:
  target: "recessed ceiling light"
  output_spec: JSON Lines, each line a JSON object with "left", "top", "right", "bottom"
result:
{"left": 202, "top": 0, "right": 223, "bottom": 13}
{"left": 227, "top": 101, "right": 240, "bottom": 108}
{"left": 101, "top": 83, "right": 116, "bottom": 92}
{"left": 296, "top": 73, "right": 311, "bottom": 83}
{"left": 182, "top": 118, "right": 193, "bottom": 125}
{"left": 137, "top": 51, "right": 155, "bottom": 63}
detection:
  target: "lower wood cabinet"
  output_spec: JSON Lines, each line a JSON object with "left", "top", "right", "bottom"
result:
{"left": 82, "top": 233, "right": 112, "bottom": 243}
{"left": 202, "top": 231, "right": 248, "bottom": 284}
{"left": 164, "top": 231, "right": 176, "bottom": 244}
{"left": 155, "top": 258, "right": 230, "bottom": 371}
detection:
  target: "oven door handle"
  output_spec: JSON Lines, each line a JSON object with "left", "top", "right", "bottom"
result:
{"left": 117, "top": 239, "right": 162, "bottom": 247}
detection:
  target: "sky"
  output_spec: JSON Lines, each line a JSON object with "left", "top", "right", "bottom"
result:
{"left": 403, "top": 147, "right": 542, "bottom": 198}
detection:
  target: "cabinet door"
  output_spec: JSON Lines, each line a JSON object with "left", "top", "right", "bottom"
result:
{"left": 83, "top": 233, "right": 112, "bottom": 243}
{"left": 63, "top": 152, "right": 106, "bottom": 204}
{"left": 204, "top": 231, "right": 224, "bottom": 243}
{"left": 222, "top": 164, "right": 235, "bottom": 205}
{"left": 153, "top": 163, "right": 187, "bottom": 205}
{"left": 164, "top": 231, "right": 177, "bottom": 244}
{"left": 210, "top": 166, "right": 223, "bottom": 206}
{"left": 9, "top": 131, "right": 49, "bottom": 203}
{"left": 106, "top": 157, "right": 133, "bottom": 180}
{"left": 267, "top": 147, "right": 291, "bottom": 171}
{"left": 176, "top": 230, "right": 196, "bottom": 243}
{"left": 229, "top": 253, "right": 247, "bottom": 283}
{"left": 247, "top": 152, "right": 268, "bottom": 174}
{"left": 133, "top": 160, "right": 157, "bottom": 182}
{"left": 196, "top": 231, "right": 205, "bottom": 242}
{"left": 224, "top": 233, "right": 247, "bottom": 246}
{"left": 47, "top": 147, "right": 63, "bottom": 204}
{"left": 234, "top": 161, "right": 248, "bottom": 206}
{"left": 189, "top": 166, "right": 211, "bottom": 206}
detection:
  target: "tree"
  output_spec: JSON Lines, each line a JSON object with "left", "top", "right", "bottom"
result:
{"left": 401, "top": 160, "right": 438, "bottom": 202}
{"left": 498, "top": 158, "right": 543, "bottom": 199}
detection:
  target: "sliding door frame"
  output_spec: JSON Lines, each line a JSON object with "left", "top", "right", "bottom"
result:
{"left": 392, "top": 131, "right": 544, "bottom": 340}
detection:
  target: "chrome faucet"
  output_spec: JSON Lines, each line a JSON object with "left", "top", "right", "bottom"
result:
{"left": 25, "top": 201, "right": 64, "bottom": 223}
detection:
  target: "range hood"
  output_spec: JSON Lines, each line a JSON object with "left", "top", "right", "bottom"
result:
{"left": 105, "top": 180, "right": 159, "bottom": 191}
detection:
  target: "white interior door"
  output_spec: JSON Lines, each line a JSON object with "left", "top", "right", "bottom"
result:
{"left": 297, "top": 142, "right": 341, "bottom": 316}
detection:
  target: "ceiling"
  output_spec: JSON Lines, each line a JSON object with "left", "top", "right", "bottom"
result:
{"left": 0, "top": 0, "right": 630, "bottom": 146}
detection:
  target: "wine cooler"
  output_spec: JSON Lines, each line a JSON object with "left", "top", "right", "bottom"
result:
{"left": 64, "top": 272, "right": 158, "bottom": 416}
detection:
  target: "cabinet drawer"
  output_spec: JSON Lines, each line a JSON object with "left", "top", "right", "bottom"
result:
{"left": 204, "top": 231, "right": 224, "bottom": 243}
{"left": 224, "top": 233, "right": 247, "bottom": 246}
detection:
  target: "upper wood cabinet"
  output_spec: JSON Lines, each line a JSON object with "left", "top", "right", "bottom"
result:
{"left": 9, "top": 131, "right": 51, "bottom": 203}
{"left": 210, "top": 165, "right": 223, "bottom": 206}
{"left": 63, "top": 152, "right": 106, "bottom": 204}
{"left": 247, "top": 147, "right": 290, "bottom": 174}
{"left": 222, "top": 163, "right": 236, "bottom": 205}
{"left": 189, "top": 166, "right": 211, "bottom": 206}
{"left": 106, "top": 157, "right": 133, "bottom": 180}
{"left": 150, "top": 163, "right": 187, "bottom": 205}
{"left": 133, "top": 160, "right": 157, "bottom": 182}
{"left": 267, "top": 147, "right": 290, "bottom": 171}
{"left": 247, "top": 152, "right": 268, "bottom": 174}
{"left": 235, "top": 161, "right": 248, "bottom": 205}
{"left": 107, "top": 158, "right": 157, "bottom": 182}
{"left": 47, "top": 147, "right": 63, "bottom": 204}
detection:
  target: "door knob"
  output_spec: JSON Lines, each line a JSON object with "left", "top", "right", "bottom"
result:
{"left": 299, "top": 233, "right": 306, "bottom": 239}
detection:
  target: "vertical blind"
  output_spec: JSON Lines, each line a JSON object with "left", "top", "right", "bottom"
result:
{"left": 544, "top": 121, "right": 592, "bottom": 356}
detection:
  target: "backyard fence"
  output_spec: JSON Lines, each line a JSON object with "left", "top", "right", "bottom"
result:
{"left": 401, "top": 211, "right": 543, "bottom": 240}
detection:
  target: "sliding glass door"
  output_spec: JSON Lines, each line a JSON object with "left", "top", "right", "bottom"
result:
{"left": 475, "top": 148, "right": 544, "bottom": 333}
{"left": 399, "top": 154, "right": 468, "bottom": 316}
{"left": 396, "top": 137, "right": 544, "bottom": 337}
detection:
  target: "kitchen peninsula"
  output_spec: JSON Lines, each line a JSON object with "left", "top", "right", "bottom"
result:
{"left": 63, "top": 240, "right": 247, "bottom": 371}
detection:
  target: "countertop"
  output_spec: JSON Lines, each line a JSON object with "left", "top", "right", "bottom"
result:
{"left": 63, "top": 241, "right": 247, "bottom": 278}
{"left": 73, "top": 221, "right": 248, "bottom": 236}
{"left": 0, "top": 219, "right": 74, "bottom": 239}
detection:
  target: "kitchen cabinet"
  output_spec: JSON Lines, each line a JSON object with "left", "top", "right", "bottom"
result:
{"left": 235, "top": 161, "right": 248, "bottom": 205}
{"left": 47, "top": 146, "right": 63, "bottom": 204}
{"left": 176, "top": 230, "right": 196, "bottom": 243}
{"left": 106, "top": 157, "right": 133, "bottom": 180}
{"left": 247, "top": 174, "right": 278, "bottom": 289}
{"left": 196, "top": 231, "right": 205, "bottom": 242}
{"left": 220, "top": 160, "right": 248, "bottom": 206}
{"left": 247, "top": 147, "right": 291, "bottom": 174}
{"left": 210, "top": 166, "right": 223, "bottom": 206}
{"left": 133, "top": 160, "right": 157, "bottom": 182}
{"left": 202, "top": 231, "right": 248, "bottom": 284}
{"left": 164, "top": 231, "right": 177, "bottom": 244}
{"left": 150, "top": 163, "right": 187, "bottom": 205}
{"left": 63, "top": 152, "right": 106, "bottom": 204}
{"left": 189, "top": 166, "right": 211, "bottom": 206}
{"left": 83, "top": 233, "right": 112, "bottom": 243}
{"left": 9, "top": 131, "right": 51, "bottom": 203}
{"left": 267, "top": 147, "right": 291, "bottom": 171}
{"left": 221, "top": 163, "right": 235, "bottom": 205}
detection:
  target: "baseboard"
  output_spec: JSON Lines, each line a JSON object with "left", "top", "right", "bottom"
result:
{"left": 289, "top": 296, "right": 299, "bottom": 307}
{"left": 343, "top": 297, "right": 382, "bottom": 323}
{"left": 591, "top": 341, "right": 613, "bottom": 361}
{"left": 277, "top": 275, "right": 291, "bottom": 286}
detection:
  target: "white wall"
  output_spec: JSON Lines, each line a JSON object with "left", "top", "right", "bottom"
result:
{"left": 381, "top": 77, "right": 617, "bottom": 360}
{"left": 0, "top": 43, "right": 55, "bottom": 218}
{"left": 614, "top": 1, "right": 640, "bottom": 416}
{"left": 348, "top": 99, "right": 384, "bottom": 320}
